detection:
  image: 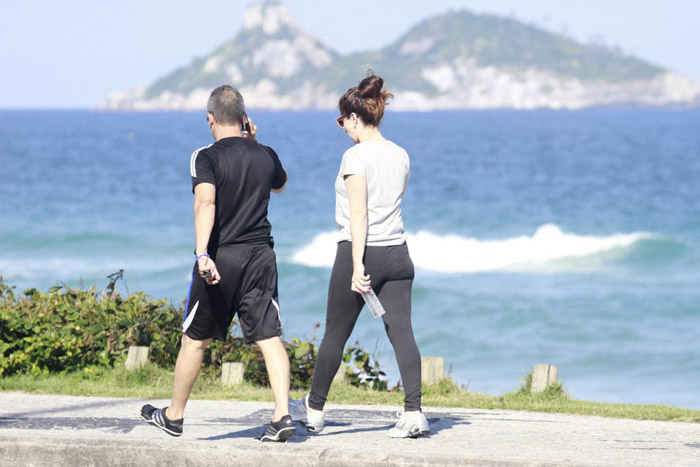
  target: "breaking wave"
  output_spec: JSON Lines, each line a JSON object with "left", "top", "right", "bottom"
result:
{"left": 289, "top": 224, "right": 671, "bottom": 273}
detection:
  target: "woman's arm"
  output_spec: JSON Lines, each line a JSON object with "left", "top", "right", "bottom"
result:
{"left": 345, "top": 174, "right": 370, "bottom": 293}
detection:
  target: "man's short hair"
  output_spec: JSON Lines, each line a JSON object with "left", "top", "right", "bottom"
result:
{"left": 207, "top": 85, "right": 245, "bottom": 126}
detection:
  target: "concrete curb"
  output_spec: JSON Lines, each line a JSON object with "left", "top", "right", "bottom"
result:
{"left": 0, "top": 437, "right": 537, "bottom": 467}
{"left": 1, "top": 393, "right": 699, "bottom": 466}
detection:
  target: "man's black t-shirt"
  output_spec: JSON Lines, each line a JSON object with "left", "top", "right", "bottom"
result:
{"left": 190, "top": 137, "right": 286, "bottom": 251}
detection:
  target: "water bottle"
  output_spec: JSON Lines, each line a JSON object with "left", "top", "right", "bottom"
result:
{"left": 362, "top": 286, "right": 385, "bottom": 318}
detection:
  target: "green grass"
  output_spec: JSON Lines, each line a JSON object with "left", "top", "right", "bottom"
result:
{"left": 1, "top": 364, "right": 698, "bottom": 424}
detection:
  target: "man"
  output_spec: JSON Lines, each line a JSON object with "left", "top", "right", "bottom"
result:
{"left": 141, "top": 85, "right": 293, "bottom": 442}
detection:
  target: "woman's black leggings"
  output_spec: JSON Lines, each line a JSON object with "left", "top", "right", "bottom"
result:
{"left": 309, "top": 241, "right": 422, "bottom": 412}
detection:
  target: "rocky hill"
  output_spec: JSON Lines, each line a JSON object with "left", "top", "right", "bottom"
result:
{"left": 99, "top": 1, "right": 700, "bottom": 110}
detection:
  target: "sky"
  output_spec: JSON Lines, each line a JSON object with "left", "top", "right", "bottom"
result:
{"left": 1, "top": 0, "right": 699, "bottom": 109}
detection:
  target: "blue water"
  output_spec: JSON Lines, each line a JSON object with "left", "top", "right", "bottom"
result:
{"left": 1, "top": 109, "right": 699, "bottom": 409}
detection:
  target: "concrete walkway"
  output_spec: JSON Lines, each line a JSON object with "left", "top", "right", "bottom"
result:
{"left": 0, "top": 392, "right": 698, "bottom": 466}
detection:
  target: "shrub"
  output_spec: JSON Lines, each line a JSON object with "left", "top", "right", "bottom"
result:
{"left": 0, "top": 275, "right": 385, "bottom": 391}
{"left": 0, "top": 278, "right": 181, "bottom": 376}
{"left": 343, "top": 345, "right": 387, "bottom": 390}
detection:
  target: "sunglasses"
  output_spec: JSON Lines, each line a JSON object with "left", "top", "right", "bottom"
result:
{"left": 336, "top": 115, "right": 348, "bottom": 128}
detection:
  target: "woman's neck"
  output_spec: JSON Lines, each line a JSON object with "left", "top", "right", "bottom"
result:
{"left": 355, "top": 125, "right": 386, "bottom": 143}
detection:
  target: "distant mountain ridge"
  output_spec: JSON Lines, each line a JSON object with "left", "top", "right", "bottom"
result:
{"left": 100, "top": 1, "right": 700, "bottom": 111}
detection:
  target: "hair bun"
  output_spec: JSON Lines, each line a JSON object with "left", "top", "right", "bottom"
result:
{"left": 338, "top": 72, "right": 393, "bottom": 127}
{"left": 358, "top": 75, "right": 384, "bottom": 99}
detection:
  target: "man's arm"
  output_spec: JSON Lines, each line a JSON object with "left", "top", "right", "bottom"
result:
{"left": 194, "top": 182, "right": 220, "bottom": 284}
{"left": 271, "top": 170, "right": 288, "bottom": 193}
{"left": 261, "top": 144, "right": 287, "bottom": 194}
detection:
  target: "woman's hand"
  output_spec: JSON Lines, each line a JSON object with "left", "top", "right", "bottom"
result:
{"left": 350, "top": 264, "right": 370, "bottom": 294}
{"left": 197, "top": 256, "right": 221, "bottom": 285}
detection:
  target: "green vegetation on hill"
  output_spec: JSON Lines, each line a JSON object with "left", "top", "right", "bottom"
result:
{"left": 384, "top": 11, "right": 662, "bottom": 82}
{"left": 145, "top": 22, "right": 338, "bottom": 99}
{"left": 142, "top": 6, "right": 664, "bottom": 102}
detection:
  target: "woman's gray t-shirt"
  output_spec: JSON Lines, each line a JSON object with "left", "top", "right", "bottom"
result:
{"left": 335, "top": 140, "right": 410, "bottom": 246}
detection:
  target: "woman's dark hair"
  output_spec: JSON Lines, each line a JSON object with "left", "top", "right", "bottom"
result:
{"left": 339, "top": 71, "right": 394, "bottom": 127}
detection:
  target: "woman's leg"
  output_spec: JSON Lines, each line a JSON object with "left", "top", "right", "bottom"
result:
{"left": 365, "top": 244, "right": 421, "bottom": 412}
{"left": 308, "top": 242, "right": 364, "bottom": 411}
{"left": 378, "top": 277, "right": 422, "bottom": 412}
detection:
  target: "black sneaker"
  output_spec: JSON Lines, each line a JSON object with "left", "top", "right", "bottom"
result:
{"left": 140, "top": 404, "right": 183, "bottom": 437}
{"left": 256, "top": 414, "right": 296, "bottom": 442}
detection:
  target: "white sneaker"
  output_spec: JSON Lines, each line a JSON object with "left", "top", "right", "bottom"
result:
{"left": 289, "top": 395, "right": 325, "bottom": 433}
{"left": 388, "top": 410, "right": 430, "bottom": 438}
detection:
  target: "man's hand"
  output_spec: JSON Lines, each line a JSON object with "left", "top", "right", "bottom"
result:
{"left": 197, "top": 256, "right": 221, "bottom": 285}
{"left": 244, "top": 117, "right": 258, "bottom": 142}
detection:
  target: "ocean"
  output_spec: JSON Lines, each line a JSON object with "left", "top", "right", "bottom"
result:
{"left": 1, "top": 109, "right": 698, "bottom": 409}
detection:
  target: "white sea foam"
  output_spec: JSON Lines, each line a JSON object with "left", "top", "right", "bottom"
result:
{"left": 0, "top": 256, "right": 189, "bottom": 284}
{"left": 290, "top": 231, "right": 341, "bottom": 267}
{"left": 288, "top": 224, "right": 659, "bottom": 273}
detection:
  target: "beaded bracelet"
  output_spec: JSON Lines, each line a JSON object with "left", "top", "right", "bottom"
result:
{"left": 195, "top": 253, "right": 210, "bottom": 261}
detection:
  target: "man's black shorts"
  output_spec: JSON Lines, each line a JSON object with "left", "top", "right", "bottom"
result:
{"left": 183, "top": 244, "right": 282, "bottom": 344}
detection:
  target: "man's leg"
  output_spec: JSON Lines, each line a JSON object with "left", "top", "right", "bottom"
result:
{"left": 256, "top": 335, "right": 290, "bottom": 422}
{"left": 166, "top": 334, "right": 212, "bottom": 420}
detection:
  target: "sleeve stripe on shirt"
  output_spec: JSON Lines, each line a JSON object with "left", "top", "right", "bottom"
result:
{"left": 190, "top": 145, "right": 212, "bottom": 178}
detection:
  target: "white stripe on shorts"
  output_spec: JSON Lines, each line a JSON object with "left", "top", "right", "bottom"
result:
{"left": 271, "top": 297, "right": 280, "bottom": 320}
{"left": 182, "top": 300, "right": 199, "bottom": 333}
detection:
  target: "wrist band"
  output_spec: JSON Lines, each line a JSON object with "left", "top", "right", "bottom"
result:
{"left": 195, "top": 253, "right": 210, "bottom": 261}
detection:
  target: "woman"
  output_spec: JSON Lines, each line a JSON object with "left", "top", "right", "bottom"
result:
{"left": 290, "top": 73, "right": 429, "bottom": 438}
